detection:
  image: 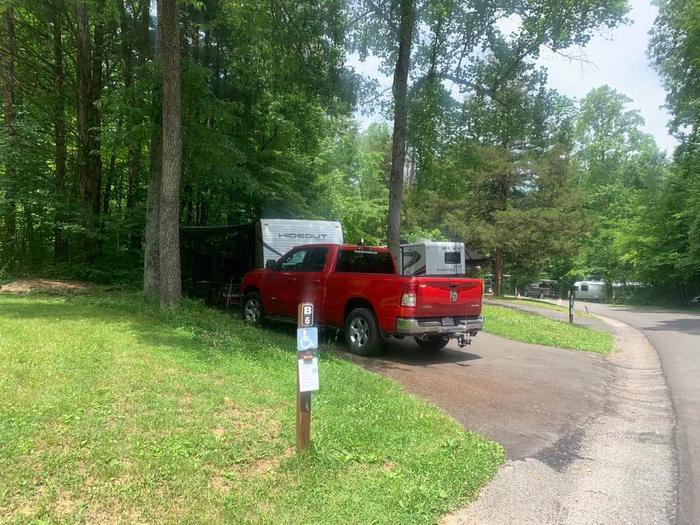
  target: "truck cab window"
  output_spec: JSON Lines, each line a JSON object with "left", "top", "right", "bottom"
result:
{"left": 336, "top": 249, "right": 394, "bottom": 274}
{"left": 279, "top": 249, "right": 308, "bottom": 272}
{"left": 304, "top": 248, "right": 328, "bottom": 272}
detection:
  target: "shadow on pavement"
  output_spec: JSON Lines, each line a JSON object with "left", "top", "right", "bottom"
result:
{"left": 643, "top": 317, "right": 700, "bottom": 336}
{"left": 334, "top": 336, "right": 482, "bottom": 372}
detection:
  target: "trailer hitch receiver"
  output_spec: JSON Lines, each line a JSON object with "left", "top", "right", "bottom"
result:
{"left": 457, "top": 332, "right": 472, "bottom": 348}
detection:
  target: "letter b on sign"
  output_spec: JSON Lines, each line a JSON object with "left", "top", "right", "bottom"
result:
{"left": 298, "top": 303, "right": 314, "bottom": 327}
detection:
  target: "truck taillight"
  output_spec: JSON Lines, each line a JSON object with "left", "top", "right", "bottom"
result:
{"left": 401, "top": 283, "right": 417, "bottom": 307}
{"left": 401, "top": 293, "right": 416, "bottom": 307}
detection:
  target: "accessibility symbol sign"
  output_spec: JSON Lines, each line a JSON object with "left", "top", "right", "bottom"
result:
{"left": 297, "top": 327, "right": 318, "bottom": 351}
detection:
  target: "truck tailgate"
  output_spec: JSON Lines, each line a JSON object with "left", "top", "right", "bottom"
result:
{"left": 415, "top": 278, "right": 482, "bottom": 317}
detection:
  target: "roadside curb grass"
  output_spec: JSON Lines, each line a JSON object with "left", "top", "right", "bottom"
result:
{"left": 482, "top": 304, "right": 614, "bottom": 354}
{"left": 0, "top": 292, "right": 504, "bottom": 524}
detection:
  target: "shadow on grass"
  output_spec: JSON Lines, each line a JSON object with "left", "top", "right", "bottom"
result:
{"left": 2, "top": 295, "right": 485, "bottom": 373}
{"left": 0, "top": 296, "right": 280, "bottom": 363}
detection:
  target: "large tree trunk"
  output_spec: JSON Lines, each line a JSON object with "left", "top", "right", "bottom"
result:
{"left": 53, "top": 0, "right": 68, "bottom": 259}
{"left": 158, "top": 0, "right": 181, "bottom": 307}
{"left": 1, "top": 6, "right": 16, "bottom": 266}
{"left": 144, "top": 0, "right": 162, "bottom": 300}
{"left": 75, "top": 1, "right": 103, "bottom": 257}
{"left": 387, "top": 0, "right": 414, "bottom": 261}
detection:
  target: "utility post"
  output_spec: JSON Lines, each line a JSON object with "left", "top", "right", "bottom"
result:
{"left": 296, "top": 303, "right": 319, "bottom": 453}
{"left": 568, "top": 288, "right": 575, "bottom": 324}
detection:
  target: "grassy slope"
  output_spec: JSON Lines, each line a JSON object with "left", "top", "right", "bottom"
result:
{"left": 0, "top": 293, "right": 503, "bottom": 524}
{"left": 482, "top": 304, "right": 614, "bottom": 354}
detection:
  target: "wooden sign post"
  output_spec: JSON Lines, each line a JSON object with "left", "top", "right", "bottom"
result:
{"left": 296, "top": 303, "right": 318, "bottom": 453}
{"left": 568, "top": 289, "right": 575, "bottom": 324}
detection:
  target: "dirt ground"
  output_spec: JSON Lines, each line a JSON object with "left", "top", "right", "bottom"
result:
{"left": 0, "top": 279, "right": 93, "bottom": 295}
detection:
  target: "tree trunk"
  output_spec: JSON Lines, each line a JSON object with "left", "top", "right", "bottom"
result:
{"left": 144, "top": 0, "right": 162, "bottom": 300}
{"left": 387, "top": 0, "right": 414, "bottom": 260}
{"left": 120, "top": 0, "right": 142, "bottom": 250}
{"left": 75, "top": 1, "right": 103, "bottom": 257}
{"left": 158, "top": 0, "right": 182, "bottom": 308}
{"left": 493, "top": 167, "right": 508, "bottom": 296}
{"left": 1, "top": 6, "right": 16, "bottom": 266}
{"left": 493, "top": 247, "right": 503, "bottom": 296}
{"left": 52, "top": 0, "right": 68, "bottom": 260}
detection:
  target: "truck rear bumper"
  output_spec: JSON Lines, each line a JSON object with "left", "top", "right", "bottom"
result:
{"left": 395, "top": 316, "right": 484, "bottom": 336}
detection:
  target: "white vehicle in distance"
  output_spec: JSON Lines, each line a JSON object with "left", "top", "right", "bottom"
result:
{"left": 573, "top": 280, "right": 605, "bottom": 301}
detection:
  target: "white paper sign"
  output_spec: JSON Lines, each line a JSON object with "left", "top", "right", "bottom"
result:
{"left": 298, "top": 357, "right": 319, "bottom": 392}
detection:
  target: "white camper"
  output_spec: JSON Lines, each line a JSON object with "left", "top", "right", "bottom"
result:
{"left": 255, "top": 219, "right": 344, "bottom": 268}
{"left": 400, "top": 241, "right": 466, "bottom": 276}
{"left": 573, "top": 280, "right": 605, "bottom": 301}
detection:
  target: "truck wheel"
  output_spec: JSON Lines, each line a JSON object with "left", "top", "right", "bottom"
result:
{"left": 345, "top": 307, "right": 382, "bottom": 356}
{"left": 415, "top": 335, "right": 450, "bottom": 351}
{"left": 241, "top": 292, "right": 264, "bottom": 324}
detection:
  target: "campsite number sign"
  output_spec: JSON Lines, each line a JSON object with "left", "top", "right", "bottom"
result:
{"left": 296, "top": 303, "right": 318, "bottom": 452}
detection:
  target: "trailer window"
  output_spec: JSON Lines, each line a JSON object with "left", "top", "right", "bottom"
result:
{"left": 444, "top": 252, "right": 461, "bottom": 264}
{"left": 336, "top": 250, "right": 394, "bottom": 274}
{"left": 580, "top": 284, "right": 589, "bottom": 292}
{"left": 304, "top": 248, "right": 328, "bottom": 272}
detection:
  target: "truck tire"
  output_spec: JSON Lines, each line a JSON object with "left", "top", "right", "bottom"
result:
{"left": 345, "top": 307, "right": 382, "bottom": 356}
{"left": 241, "top": 291, "right": 264, "bottom": 324}
{"left": 415, "top": 335, "right": 450, "bottom": 351}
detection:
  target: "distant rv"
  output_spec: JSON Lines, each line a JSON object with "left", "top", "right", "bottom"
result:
{"left": 573, "top": 280, "right": 605, "bottom": 301}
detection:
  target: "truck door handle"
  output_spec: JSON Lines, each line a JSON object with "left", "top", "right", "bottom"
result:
{"left": 313, "top": 279, "right": 321, "bottom": 284}
{"left": 287, "top": 277, "right": 297, "bottom": 282}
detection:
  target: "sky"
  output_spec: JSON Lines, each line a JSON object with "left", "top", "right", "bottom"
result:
{"left": 348, "top": 0, "right": 677, "bottom": 154}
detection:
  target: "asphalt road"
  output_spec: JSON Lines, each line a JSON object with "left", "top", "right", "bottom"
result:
{"left": 342, "top": 333, "right": 611, "bottom": 461}
{"left": 579, "top": 302, "right": 700, "bottom": 525}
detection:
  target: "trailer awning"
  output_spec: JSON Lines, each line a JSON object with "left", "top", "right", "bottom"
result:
{"left": 180, "top": 224, "right": 253, "bottom": 237}
{"left": 464, "top": 247, "right": 490, "bottom": 265}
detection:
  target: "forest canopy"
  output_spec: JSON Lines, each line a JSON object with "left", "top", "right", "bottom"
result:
{"left": 0, "top": 0, "right": 697, "bottom": 304}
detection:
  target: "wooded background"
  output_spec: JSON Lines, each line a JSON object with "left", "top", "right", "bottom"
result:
{"left": 0, "top": 0, "right": 698, "bottom": 305}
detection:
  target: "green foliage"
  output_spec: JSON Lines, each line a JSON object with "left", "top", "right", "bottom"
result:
{"left": 0, "top": 0, "right": 697, "bottom": 305}
{"left": 0, "top": 291, "right": 504, "bottom": 523}
{"left": 317, "top": 122, "right": 391, "bottom": 244}
{"left": 647, "top": 0, "right": 700, "bottom": 299}
{"left": 404, "top": 69, "right": 586, "bottom": 288}
{"left": 0, "top": 0, "right": 358, "bottom": 278}
{"left": 570, "top": 86, "right": 673, "bottom": 292}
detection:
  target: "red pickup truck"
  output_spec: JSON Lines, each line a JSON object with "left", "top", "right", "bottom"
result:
{"left": 240, "top": 244, "right": 484, "bottom": 355}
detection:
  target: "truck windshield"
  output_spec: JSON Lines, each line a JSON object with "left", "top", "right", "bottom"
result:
{"left": 336, "top": 249, "right": 395, "bottom": 274}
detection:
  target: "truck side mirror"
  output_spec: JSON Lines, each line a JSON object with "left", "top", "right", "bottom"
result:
{"left": 266, "top": 259, "right": 277, "bottom": 270}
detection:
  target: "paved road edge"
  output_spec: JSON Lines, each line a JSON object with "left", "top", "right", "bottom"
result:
{"left": 442, "top": 314, "right": 679, "bottom": 525}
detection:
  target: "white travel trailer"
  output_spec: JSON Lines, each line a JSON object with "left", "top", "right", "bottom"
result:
{"left": 573, "top": 280, "right": 605, "bottom": 301}
{"left": 400, "top": 241, "right": 466, "bottom": 276}
{"left": 255, "top": 219, "right": 344, "bottom": 268}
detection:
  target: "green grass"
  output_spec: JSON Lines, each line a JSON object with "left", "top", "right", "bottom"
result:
{"left": 499, "top": 296, "right": 570, "bottom": 312}
{"left": 482, "top": 304, "right": 614, "bottom": 354}
{"left": 0, "top": 292, "right": 503, "bottom": 524}
{"left": 498, "top": 297, "right": 597, "bottom": 318}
